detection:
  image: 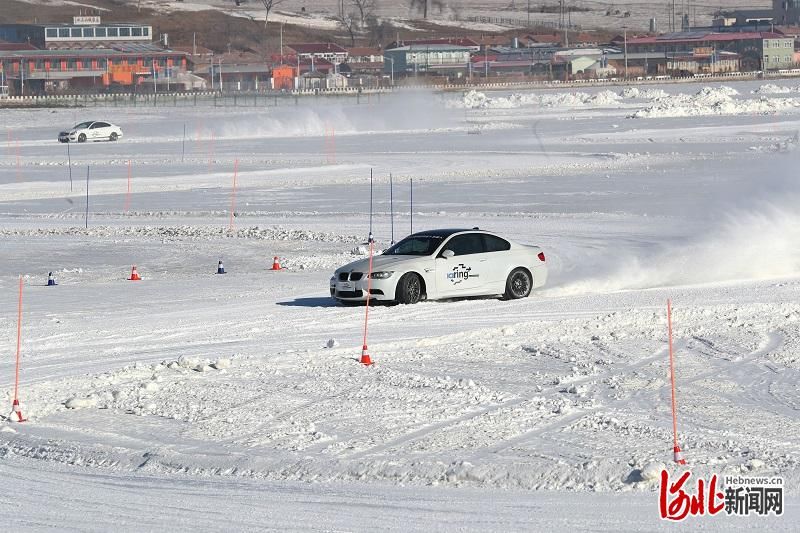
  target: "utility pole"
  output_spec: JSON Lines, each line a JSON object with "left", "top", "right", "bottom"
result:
{"left": 711, "top": 45, "right": 715, "bottom": 75}
{"left": 623, "top": 27, "right": 628, "bottom": 79}
{"left": 672, "top": 0, "right": 676, "bottom": 33}
{"left": 527, "top": 0, "right": 530, "bottom": 27}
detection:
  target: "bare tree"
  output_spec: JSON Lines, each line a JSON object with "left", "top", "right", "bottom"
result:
{"left": 337, "top": 11, "right": 359, "bottom": 46}
{"left": 352, "top": 0, "right": 377, "bottom": 27}
{"left": 260, "top": 0, "right": 286, "bottom": 30}
{"left": 366, "top": 15, "right": 390, "bottom": 46}
{"left": 409, "top": 0, "right": 428, "bottom": 19}
{"left": 410, "top": 0, "right": 445, "bottom": 18}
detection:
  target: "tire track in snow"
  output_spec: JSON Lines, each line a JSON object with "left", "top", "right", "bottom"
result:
{"left": 465, "top": 345, "right": 671, "bottom": 461}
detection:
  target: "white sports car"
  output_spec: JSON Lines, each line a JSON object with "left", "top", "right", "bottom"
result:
{"left": 330, "top": 228, "right": 548, "bottom": 304}
{"left": 58, "top": 121, "right": 123, "bottom": 143}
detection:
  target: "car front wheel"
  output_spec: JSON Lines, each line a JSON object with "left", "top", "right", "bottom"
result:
{"left": 78, "top": 133, "right": 86, "bottom": 143}
{"left": 395, "top": 273, "right": 422, "bottom": 304}
{"left": 504, "top": 268, "right": 532, "bottom": 299}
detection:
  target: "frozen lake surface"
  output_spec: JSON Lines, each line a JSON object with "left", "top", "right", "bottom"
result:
{"left": 1, "top": 80, "right": 799, "bottom": 530}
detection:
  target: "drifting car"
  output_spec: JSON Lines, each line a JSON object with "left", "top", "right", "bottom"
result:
{"left": 330, "top": 228, "right": 547, "bottom": 305}
{"left": 58, "top": 121, "right": 123, "bottom": 143}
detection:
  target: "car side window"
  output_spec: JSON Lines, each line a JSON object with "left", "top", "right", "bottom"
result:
{"left": 442, "top": 233, "right": 484, "bottom": 256}
{"left": 95, "top": 122, "right": 109, "bottom": 128}
{"left": 483, "top": 235, "right": 511, "bottom": 252}
{"left": 89, "top": 123, "right": 100, "bottom": 129}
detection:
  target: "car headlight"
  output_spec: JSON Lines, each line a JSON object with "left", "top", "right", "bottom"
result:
{"left": 370, "top": 271, "right": 394, "bottom": 279}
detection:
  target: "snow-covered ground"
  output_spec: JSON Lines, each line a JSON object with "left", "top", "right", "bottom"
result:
{"left": 2, "top": 80, "right": 799, "bottom": 530}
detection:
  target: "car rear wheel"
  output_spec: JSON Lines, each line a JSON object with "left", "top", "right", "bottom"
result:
{"left": 78, "top": 133, "right": 86, "bottom": 143}
{"left": 504, "top": 268, "right": 532, "bottom": 299}
{"left": 396, "top": 273, "right": 422, "bottom": 305}
{"left": 109, "top": 132, "right": 118, "bottom": 141}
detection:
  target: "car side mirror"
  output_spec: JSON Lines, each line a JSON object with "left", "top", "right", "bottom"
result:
{"left": 441, "top": 249, "right": 455, "bottom": 259}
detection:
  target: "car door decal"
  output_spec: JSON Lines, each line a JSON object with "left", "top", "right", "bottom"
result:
{"left": 447, "top": 263, "right": 478, "bottom": 285}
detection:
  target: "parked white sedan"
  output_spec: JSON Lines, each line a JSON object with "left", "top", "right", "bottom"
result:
{"left": 330, "top": 228, "right": 548, "bottom": 304}
{"left": 58, "top": 121, "right": 123, "bottom": 143}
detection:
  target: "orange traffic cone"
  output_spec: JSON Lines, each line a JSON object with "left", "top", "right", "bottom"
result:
{"left": 360, "top": 344, "right": 373, "bottom": 366}
{"left": 9, "top": 399, "right": 26, "bottom": 422}
{"left": 128, "top": 265, "right": 142, "bottom": 281}
{"left": 271, "top": 256, "right": 282, "bottom": 271}
{"left": 673, "top": 445, "right": 687, "bottom": 465}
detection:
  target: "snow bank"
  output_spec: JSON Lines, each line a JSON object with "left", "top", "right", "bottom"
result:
{"left": 586, "top": 90, "right": 622, "bottom": 106}
{"left": 620, "top": 87, "right": 669, "bottom": 99}
{"left": 460, "top": 90, "right": 536, "bottom": 109}
{"left": 631, "top": 85, "right": 800, "bottom": 118}
{"left": 752, "top": 83, "right": 800, "bottom": 94}
{"left": 460, "top": 89, "right": 622, "bottom": 110}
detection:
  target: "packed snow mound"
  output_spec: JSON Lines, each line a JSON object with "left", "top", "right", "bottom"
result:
{"left": 752, "top": 83, "right": 800, "bottom": 94}
{"left": 460, "top": 90, "right": 536, "bottom": 109}
{"left": 586, "top": 90, "right": 623, "bottom": 105}
{"left": 460, "top": 89, "right": 623, "bottom": 109}
{"left": 711, "top": 85, "right": 740, "bottom": 97}
{"left": 630, "top": 85, "right": 800, "bottom": 118}
{"left": 620, "top": 87, "right": 669, "bottom": 99}
{"left": 65, "top": 396, "right": 98, "bottom": 409}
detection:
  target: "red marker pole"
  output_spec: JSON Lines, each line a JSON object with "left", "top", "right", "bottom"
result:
{"left": 10, "top": 276, "right": 26, "bottom": 422}
{"left": 360, "top": 238, "right": 375, "bottom": 366}
{"left": 229, "top": 159, "right": 238, "bottom": 232}
{"left": 668, "top": 299, "right": 686, "bottom": 465}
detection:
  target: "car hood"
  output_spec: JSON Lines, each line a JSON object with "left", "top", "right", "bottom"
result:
{"left": 335, "top": 254, "right": 426, "bottom": 274}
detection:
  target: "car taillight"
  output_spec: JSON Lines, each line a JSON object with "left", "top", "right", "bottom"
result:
{"left": 537, "top": 252, "right": 546, "bottom": 262}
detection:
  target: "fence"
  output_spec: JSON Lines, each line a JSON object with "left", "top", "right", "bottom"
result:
{"left": 465, "top": 15, "right": 580, "bottom": 30}
{"left": 0, "top": 88, "right": 391, "bottom": 108}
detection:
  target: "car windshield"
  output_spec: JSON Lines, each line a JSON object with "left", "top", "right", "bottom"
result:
{"left": 383, "top": 235, "right": 444, "bottom": 256}
{"left": 72, "top": 122, "right": 93, "bottom": 130}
